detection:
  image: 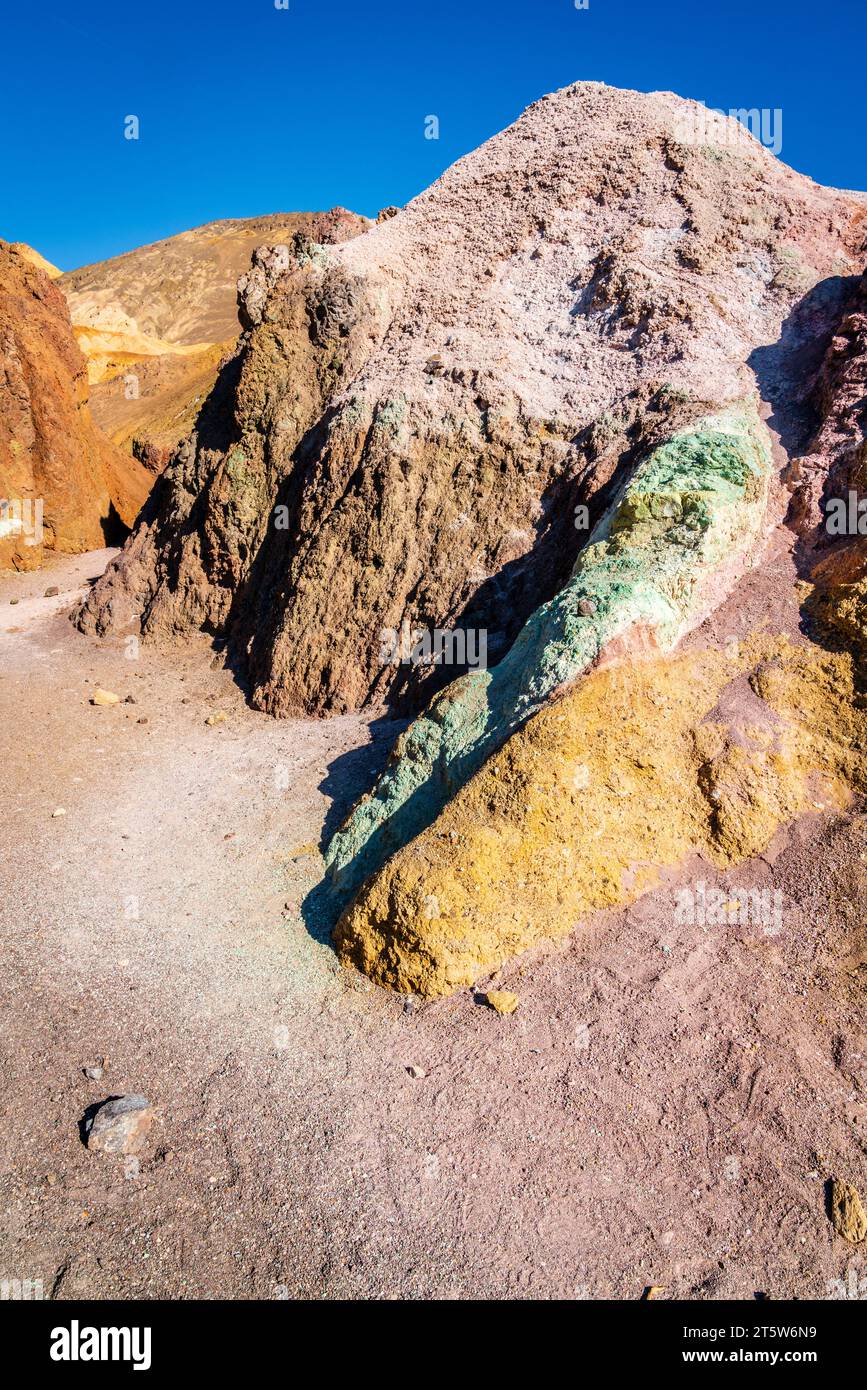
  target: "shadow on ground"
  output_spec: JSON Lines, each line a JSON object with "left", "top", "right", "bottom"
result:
{"left": 301, "top": 713, "right": 406, "bottom": 947}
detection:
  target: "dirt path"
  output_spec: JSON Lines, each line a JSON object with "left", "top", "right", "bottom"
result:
{"left": 1, "top": 550, "right": 865, "bottom": 1299}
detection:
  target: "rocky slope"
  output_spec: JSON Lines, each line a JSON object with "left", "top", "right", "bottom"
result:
{"left": 78, "top": 85, "right": 863, "bottom": 702}
{"left": 73, "top": 82, "right": 867, "bottom": 993}
{"left": 60, "top": 210, "right": 369, "bottom": 457}
{"left": 0, "top": 242, "right": 150, "bottom": 571}
{"left": 8, "top": 242, "right": 62, "bottom": 279}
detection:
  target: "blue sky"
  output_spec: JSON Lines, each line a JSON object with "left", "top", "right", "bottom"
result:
{"left": 3, "top": 0, "right": 865, "bottom": 271}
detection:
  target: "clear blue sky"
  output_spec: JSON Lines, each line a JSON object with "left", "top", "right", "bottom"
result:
{"left": 3, "top": 0, "right": 865, "bottom": 271}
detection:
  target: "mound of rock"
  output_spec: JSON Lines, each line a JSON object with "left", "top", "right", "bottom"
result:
{"left": 326, "top": 402, "right": 776, "bottom": 899}
{"left": 0, "top": 242, "right": 150, "bottom": 570}
{"left": 72, "top": 82, "right": 867, "bottom": 993}
{"left": 77, "top": 83, "right": 863, "bottom": 717}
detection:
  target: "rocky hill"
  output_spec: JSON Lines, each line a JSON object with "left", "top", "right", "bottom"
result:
{"left": 60, "top": 210, "right": 370, "bottom": 459}
{"left": 73, "top": 82, "right": 867, "bottom": 993}
{"left": 0, "top": 242, "right": 150, "bottom": 570}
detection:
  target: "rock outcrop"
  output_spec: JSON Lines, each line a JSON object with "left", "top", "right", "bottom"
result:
{"left": 71, "top": 82, "right": 867, "bottom": 994}
{"left": 333, "top": 261, "right": 867, "bottom": 995}
{"left": 334, "top": 638, "right": 864, "bottom": 997}
{"left": 326, "top": 402, "right": 776, "bottom": 900}
{"left": 0, "top": 242, "right": 150, "bottom": 570}
{"left": 60, "top": 210, "right": 369, "bottom": 459}
{"left": 77, "top": 84, "right": 864, "bottom": 718}
{"left": 798, "top": 271, "right": 867, "bottom": 659}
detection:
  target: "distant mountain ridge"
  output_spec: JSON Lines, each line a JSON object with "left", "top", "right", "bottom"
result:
{"left": 59, "top": 209, "right": 371, "bottom": 457}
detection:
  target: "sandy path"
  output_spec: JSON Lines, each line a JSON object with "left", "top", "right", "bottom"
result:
{"left": 0, "top": 550, "right": 865, "bottom": 1300}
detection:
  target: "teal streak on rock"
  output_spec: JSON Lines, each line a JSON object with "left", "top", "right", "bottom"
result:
{"left": 322, "top": 405, "right": 772, "bottom": 904}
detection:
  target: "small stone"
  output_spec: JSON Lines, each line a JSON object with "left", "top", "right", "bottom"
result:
{"left": 406, "top": 1065, "right": 426, "bottom": 1079}
{"left": 90, "top": 688, "right": 121, "bottom": 706}
{"left": 85, "top": 1095, "right": 154, "bottom": 1156}
{"left": 44, "top": 586, "right": 60, "bottom": 597}
{"left": 51, "top": 807, "right": 66, "bottom": 818}
{"left": 45, "top": 1171, "right": 58, "bottom": 1186}
{"left": 577, "top": 598, "right": 596, "bottom": 617}
{"left": 83, "top": 1060, "right": 105, "bottom": 1081}
{"left": 205, "top": 711, "right": 228, "bottom": 726}
{"left": 484, "top": 989, "right": 519, "bottom": 1015}
{"left": 830, "top": 1178, "right": 867, "bottom": 1244}
{"left": 124, "top": 694, "right": 137, "bottom": 704}
{"left": 137, "top": 717, "right": 149, "bottom": 725}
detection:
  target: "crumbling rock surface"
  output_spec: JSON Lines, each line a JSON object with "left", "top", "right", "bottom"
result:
{"left": 77, "top": 83, "right": 866, "bottom": 717}
{"left": 331, "top": 251, "right": 867, "bottom": 994}
{"left": 0, "top": 242, "right": 150, "bottom": 570}
{"left": 787, "top": 270, "right": 867, "bottom": 660}
{"left": 785, "top": 270, "right": 867, "bottom": 544}
{"left": 326, "top": 403, "right": 776, "bottom": 900}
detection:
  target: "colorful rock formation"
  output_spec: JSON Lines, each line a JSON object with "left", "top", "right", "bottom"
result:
{"left": 331, "top": 263, "right": 867, "bottom": 996}
{"left": 69, "top": 82, "right": 867, "bottom": 995}
{"left": 0, "top": 242, "right": 150, "bottom": 571}
{"left": 334, "top": 638, "right": 864, "bottom": 997}
{"left": 326, "top": 404, "right": 776, "bottom": 900}
{"left": 76, "top": 83, "right": 865, "bottom": 718}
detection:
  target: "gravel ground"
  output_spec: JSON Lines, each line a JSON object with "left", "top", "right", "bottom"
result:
{"left": 1, "top": 549, "right": 865, "bottom": 1300}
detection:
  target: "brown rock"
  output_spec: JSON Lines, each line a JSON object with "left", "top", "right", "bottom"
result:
{"left": 830, "top": 1178, "right": 867, "bottom": 1244}
{"left": 84, "top": 1095, "right": 154, "bottom": 1156}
